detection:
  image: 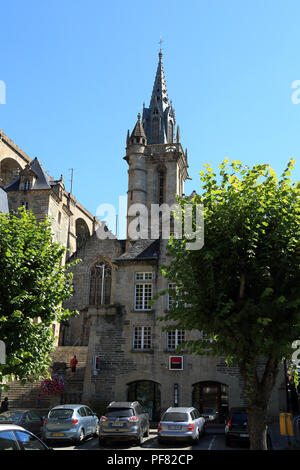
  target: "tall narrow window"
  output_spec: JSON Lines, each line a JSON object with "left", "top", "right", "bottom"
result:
{"left": 134, "top": 272, "right": 152, "bottom": 310}
{"left": 168, "top": 120, "right": 174, "bottom": 143}
{"left": 24, "top": 179, "right": 30, "bottom": 191}
{"left": 167, "top": 283, "right": 177, "bottom": 310}
{"left": 152, "top": 117, "right": 159, "bottom": 143}
{"left": 158, "top": 170, "right": 165, "bottom": 204}
{"left": 89, "top": 261, "right": 112, "bottom": 306}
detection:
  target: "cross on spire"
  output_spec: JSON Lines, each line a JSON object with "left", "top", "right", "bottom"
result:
{"left": 159, "top": 36, "right": 163, "bottom": 59}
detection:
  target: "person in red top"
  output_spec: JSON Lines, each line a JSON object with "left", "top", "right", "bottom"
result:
{"left": 70, "top": 355, "right": 78, "bottom": 375}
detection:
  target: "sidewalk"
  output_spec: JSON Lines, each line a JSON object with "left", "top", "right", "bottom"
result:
{"left": 268, "top": 422, "right": 298, "bottom": 450}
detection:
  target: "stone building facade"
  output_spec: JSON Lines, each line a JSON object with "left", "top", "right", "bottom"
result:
{"left": 62, "top": 51, "right": 286, "bottom": 422}
{"left": 0, "top": 129, "right": 100, "bottom": 257}
{"left": 0, "top": 129, "right": 101, "bottom": 342}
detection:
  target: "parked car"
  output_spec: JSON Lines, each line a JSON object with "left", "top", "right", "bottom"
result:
{"left": 225, "top": 408, "right": 272, "bottom": 448}
{"left": 42, "top": 404, "right": 100, "bottom": 444}
{"left": 157, "top": 407, "right": 205, "bottom": 444}
{"left": 0, "top": 409, "right": 48, "bottom": 438}
{"left": 225, "top": 407, "right": 249, "bottom": 446}
{"left": 0, "top": 424, "right": 53, "bottom": 450}
{"left": 99, "top": 401, "right": 150, "bottom": 446}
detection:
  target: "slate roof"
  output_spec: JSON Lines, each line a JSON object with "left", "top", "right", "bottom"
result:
{"left": 5, "top": 157, "right": 53, "bottom": 191}
{"left": 114, "top": 239, "right": 160, "bottom": 262}
{"left": 130, "top": 113, "right": 147, "bottom": 139}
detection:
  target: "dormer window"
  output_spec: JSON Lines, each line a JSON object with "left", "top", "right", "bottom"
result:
{"left": 24, "top": 179, "right": 30, "bottom": 191}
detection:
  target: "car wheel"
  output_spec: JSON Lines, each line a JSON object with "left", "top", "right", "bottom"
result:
{"left": 192, "top": 429, "right": 199, "bottom": 445}
{"left": 158, "top": 437, "right": 164, "bottom": 445}
{"left": 76, "top": 428, "right": 85, "bottom": 444}
{"left": 99, "top": 437, "right": 106, "bottom": 447}
{"left": 136, "top": 429, "right": 143, "bottom": 446}
{"left": 94, "top": 423, "right": 100, "bottom": 437}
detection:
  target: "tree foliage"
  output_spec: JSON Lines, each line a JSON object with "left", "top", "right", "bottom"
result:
{"left": 0, "top": 208, "right": 79, "bottom": 385}
{"left": 159, "top": 159, "right": 300, "bottom": 449}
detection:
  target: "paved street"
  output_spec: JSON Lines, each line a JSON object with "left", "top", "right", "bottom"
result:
{"left": 51, "top": 427, "right": 250, "bottom": 451}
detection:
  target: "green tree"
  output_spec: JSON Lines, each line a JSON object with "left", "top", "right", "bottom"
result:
{"left": 0, "top": 208, "right": 78, "bottom": 386}
{"left": 160, "top": 159, "right": 300, "bottom": 450}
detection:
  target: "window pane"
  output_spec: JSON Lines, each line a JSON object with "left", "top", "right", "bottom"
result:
{"left": 14, "top": 431, "right": 46, "bottom": 450}
{"left": 105, "top": 408, "right": 134, "bottom": 418}
{"left": 0, "top": 431, "right": 18, "bottom": 450}
{"left": 133, "top": 327, "right": 151, "bottom": 350}
{"left": 0, "top": 411, "right": 22, "bottom": 423}
{"left": 162, "top": 412, "right": 189, "bottom": 422}
{"left": 85, "top": 407, "right": 93, "bottom": 416}
{"left": 49, "top": 409, "right": 73, "bottom": 419}
{"left": 78, "top": 407, "right": 87, "bottom": 417}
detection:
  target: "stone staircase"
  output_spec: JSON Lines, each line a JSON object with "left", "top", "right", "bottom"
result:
{"left": 2, "top": 346, "right": 88, "bottom": 409}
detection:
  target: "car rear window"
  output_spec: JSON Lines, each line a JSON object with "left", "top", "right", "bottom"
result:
{"left": 49, "top": 409, "right": 74, "bottom": 419}
{"left": 231, "top": 413, "right": 247, "bottom": 425}
{"left": 162, "top": 412, "right": 189, "bottom": 422}
{"left": 105, "top": 408, "right": 134, "bottom": 418}
{"left": 0, "top": 411, "right": 23, "bottom": 422}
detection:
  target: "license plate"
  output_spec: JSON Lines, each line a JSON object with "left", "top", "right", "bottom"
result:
{"left": 53, "top": 433, "right": 64, "bottom": 436}
{"left": 169, "top": 425, "right": 181, "bottom": 430}
{"left": 112, "top": 422, "right": 122, "bottom": 427}
{"left": 240, "top": 433, "right": 248, "bottom": 437}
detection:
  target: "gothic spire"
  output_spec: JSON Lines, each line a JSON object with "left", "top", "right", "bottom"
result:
{"left": 142, "top": 50, "right": 176, "bottom": 145}
{"left": 149, "top": 50, "right": 170, "bottom": 114}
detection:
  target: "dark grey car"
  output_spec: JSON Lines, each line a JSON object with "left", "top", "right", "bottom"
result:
{"left": 99, "top": 401, "right": 150, "bottom": 445}
{"left": 0, "top": 409, "right": 48, "bottom": 438}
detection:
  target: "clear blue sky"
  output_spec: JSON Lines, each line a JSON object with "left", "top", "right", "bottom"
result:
{"left": 1, "top": 0, "right": 300, "bottom": 230}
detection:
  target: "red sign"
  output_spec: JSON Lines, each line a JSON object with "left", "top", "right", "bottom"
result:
{"left": 169, "top": 356, "right": 183, "bottom": 370}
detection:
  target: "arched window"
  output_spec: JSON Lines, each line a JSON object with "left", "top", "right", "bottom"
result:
{"left": 152, "top": 117, "right": 159, "bottom": 143}
{"left": 89, "top": 261, "right": 112, "bottom": 306}
{"left": 168, "top": 120, "right": 174, "bottom": 143}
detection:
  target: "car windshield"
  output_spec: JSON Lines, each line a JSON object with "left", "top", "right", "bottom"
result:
{"left": 0, "top": 411, "right": 23, "bottom": 422}
{"left": 105, "top": 408, "right": 134, "bottom": 418}
{"left": 231, "top": 413, "right": 247, "bottom": 425}
{"left": 162, "top": 412, "right": 189, "bottom": 422}
{"left": 49, "top": 409, "right": 74, "bottom": 419}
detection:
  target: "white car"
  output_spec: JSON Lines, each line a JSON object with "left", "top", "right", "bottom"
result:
{"left": 0, "top": 424, "right": 52, "bottom": 450}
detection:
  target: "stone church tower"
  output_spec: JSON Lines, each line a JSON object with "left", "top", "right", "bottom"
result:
{"left": 125, "top": 50, "right": 189, "bottom": 242}
{"left": 62, "top": 51, "right": 285, "bottom": 422}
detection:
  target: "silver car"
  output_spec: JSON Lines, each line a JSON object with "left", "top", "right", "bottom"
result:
{"left": 42, "top": 404, "right": 99, "bottom": 444}
{"left": 158, "top": 407, "right": 205, "bottom": 444}
{"left": 99, "top": 401, "right": 150, "bottom": 445}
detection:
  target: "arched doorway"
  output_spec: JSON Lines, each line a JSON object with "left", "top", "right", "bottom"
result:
{"left": 192, "top": 381, "right": 229, "bottom": 424}
{"left": 127, "top": 380, "right": 161, "bottom": 422}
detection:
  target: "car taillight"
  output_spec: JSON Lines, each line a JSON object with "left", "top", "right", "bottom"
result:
{"left": 187, "top": 423, "right": 194, "bottom": 431}
{"left": 226, "top": 416, "right": 232, "bottom": 428}
{"left": 128, "top": 416, "right": 138, "bottom": 422}
{"left": 100, "top": 416, "right": 107, "bottom": 422}
{"left": 158, "top": 422, "right": 162, "bottom": 431}
{"left": 44, "top": 419, "right": 47, "bottom": 425}
{"left": 72, "top": 419, "right": 78, "bottom": 424}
